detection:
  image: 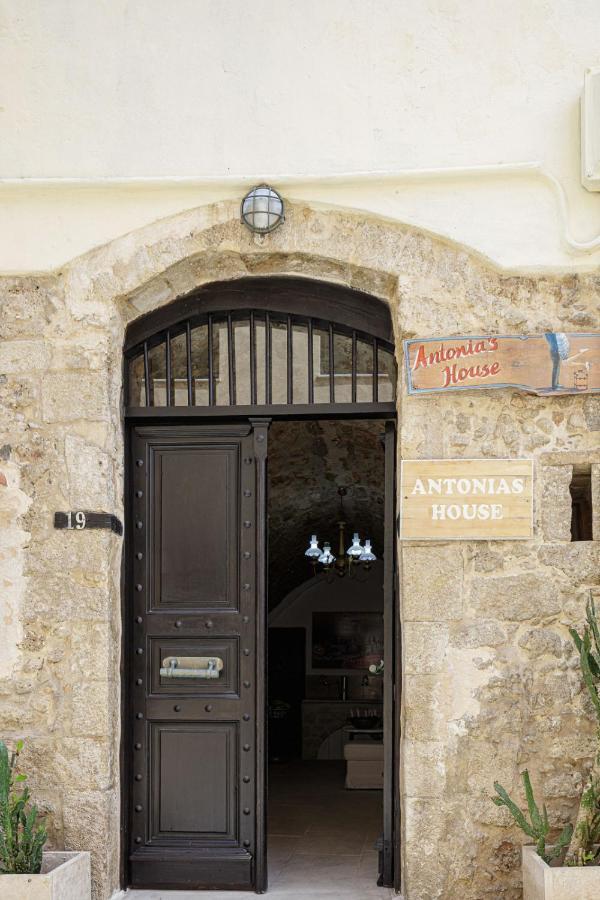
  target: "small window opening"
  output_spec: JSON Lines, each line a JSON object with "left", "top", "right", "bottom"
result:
{"left": 570, "top": 471, "right": 593, "bottom": 541}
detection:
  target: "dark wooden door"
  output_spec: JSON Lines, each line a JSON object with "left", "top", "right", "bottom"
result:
{"left": 127, "top": 421, "right": 269, "bottom": 891}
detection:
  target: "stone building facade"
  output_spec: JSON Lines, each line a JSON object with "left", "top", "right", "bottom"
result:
{"left": 0, "top": 201, "right": 598, "bottom": 899}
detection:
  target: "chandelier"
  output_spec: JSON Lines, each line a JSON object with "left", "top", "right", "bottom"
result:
{"left": 304, "top": 487, "right": 376, "bottom": 578}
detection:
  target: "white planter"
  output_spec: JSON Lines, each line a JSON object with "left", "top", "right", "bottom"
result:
{"left": 0, "top": 851, "right": 91, "bottom": 900}
{"left": 523, "top": 844, "right": 600, "bottom": 900}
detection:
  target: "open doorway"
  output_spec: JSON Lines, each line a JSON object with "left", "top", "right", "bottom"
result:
{"left": 122, "top": 277, "right": 398, "bottom": 893}
{"left": 266, "top": 419, "right": 395, "bottom": 896}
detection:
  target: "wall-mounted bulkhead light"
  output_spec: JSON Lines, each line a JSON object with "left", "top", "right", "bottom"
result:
{"left": 241, "top": 184, "right": 285, "bottom": 233}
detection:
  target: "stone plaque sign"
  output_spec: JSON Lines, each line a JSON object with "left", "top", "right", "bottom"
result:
{"left": 403, "top": 333, "right": 600, "bottom": 395}
{"left": 400, "top": 459, "right": 533, "bottom": 540}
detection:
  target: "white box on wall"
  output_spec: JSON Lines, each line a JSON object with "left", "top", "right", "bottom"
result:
{"left": 582, "top": 67, "right": 600, "bottom": 191}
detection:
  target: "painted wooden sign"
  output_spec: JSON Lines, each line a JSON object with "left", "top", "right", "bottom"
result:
{"left": 403, "top": 333, "right": 600, "bottom": 395}
{"left": 400, "top": 459, "right": 533, "bottom": 540}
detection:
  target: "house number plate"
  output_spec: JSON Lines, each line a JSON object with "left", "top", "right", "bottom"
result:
{"left": 54, "top": 511, "right": 123, "bottom": 535}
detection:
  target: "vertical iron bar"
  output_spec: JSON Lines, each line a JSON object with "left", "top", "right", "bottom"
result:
{"left": 227, "top": 313, "right": 236, "bottom": 406}
{"left": 250, "top": 312, "right": 257, "bottom": 405}
{"left": 372, "top": 337, "right": 379, "bottom": 402}
{"left": 208, "top": 314, "right": 215, "bottom": 406}
{"left": 265, "top": 313, "right": 272, "bottom": 405}
{"left": 351, "top": 330, "right": 357, "bottom": 404}
{"left": 329, "top": 323, "right": 335, "bottom": 403}
{"left": 287, "top": 314, "right": 293, "bottom": 405}
{"left": 165, "top": 331, "right": 172, "bottom": 406}
{"left": 143, "top": 341, "right": 152, "bottom": 407}
{"left": 186, "top": 322, "right": 194, "bottom": 406}
{"left": 307, "top": 318, "right": 314, "bottom": 404}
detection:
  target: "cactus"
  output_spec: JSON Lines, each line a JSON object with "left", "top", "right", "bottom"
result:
{"left": 0, "top": 739, "right": 47, "bottom": 874}
{"left": 565, "top": 594, "right": 600, "bottom": 865}
{"left": 492, "top": 770, "right": 573, "bottom": 864}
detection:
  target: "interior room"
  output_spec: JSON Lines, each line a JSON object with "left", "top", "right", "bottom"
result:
{"left": 267, "top": 418, "right": 388, "bottom": 893}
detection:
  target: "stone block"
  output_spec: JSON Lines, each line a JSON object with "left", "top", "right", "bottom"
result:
{"left": 453, "top": 735, "right": 520, "bottom": 795}
{"left": 0, "top": 278, "right": 60, "bottom": 340}
{"left": 402, "top": 798, "right": 447, "bottom": 899}
{"left": 26, "top": 530, "right": 115, "bottom": 581}
{"left": 402, "top": 545, "right": 464, "bottom": 621}
{"left": 583, "top": 395, "right": 600, "bottom": 431}
{"left": 62, "top": 789, "right": 119, "bottom": 900}
{"left": 64, "top": 434, "right": 114, "bottom": 508}
{"left": 403, "top": 740, "right": 446, "bottom": 797}
{"left": 70, "top": 682, "right": 115, "bottom": 738}
{"left": 42, "top": 373, "right": 109, "bottom": 422}
{"left": 450, "top": 620, "right": 507, "bottom": 649}
{"left": 403, "top": 622, "right": 449, "bottom": 674}
{"left": 70, "top": 623, "right": 116, "bottom": 682}
{"left": 402, "top": 675, "right": 449, "bottom": 741}
{"left": 592, "top": 464, "right": 600, "bottom": 542}
{"left": 23, "top": 575, "right": 113, "bottom": 624}
{"left": 518, "top": 627, "right": 564, "bottom": 658}
{"left": 538, "top": 543, "right": 600, "bottom": 583}
{"left": 469, "top": 574, "right": 562, "bottom": 622}
{"left": 540, "top": 466, "right": 573, "bottom": 542}
{"left": 0, "top": 340, "right": 49, "bottom": 374}
{"left": 473, "top": 546, "right": 505, "bottom": 573}
{"left": 57, "top": 739, "right": 114, "bottom": 792}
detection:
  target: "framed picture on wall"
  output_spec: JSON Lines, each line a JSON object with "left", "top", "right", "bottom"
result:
{"left": 311, "top": 611, "right": 383, "bottom": 669}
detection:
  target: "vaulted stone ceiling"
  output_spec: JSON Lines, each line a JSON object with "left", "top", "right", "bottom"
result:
{"left": 267, "top": 419, "right": 386, "bottom": 609}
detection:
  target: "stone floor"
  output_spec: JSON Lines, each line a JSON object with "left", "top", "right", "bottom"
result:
{"left": 121, "top": 760, "right": 396, "bottom": 899}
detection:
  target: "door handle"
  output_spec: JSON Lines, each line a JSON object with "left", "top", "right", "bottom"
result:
{"left": 160, "top": 656, "right": 224, "bottom": 679}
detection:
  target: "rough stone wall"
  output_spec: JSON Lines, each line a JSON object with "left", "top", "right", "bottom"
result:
{"left": 0, "top": 275, "right": 124, "bottom": 897}
{"left": 0, "top": 200, "right": 598, "bottom": 899}
{"left": 400, "top": 394, "right": 600, "bottom": 899}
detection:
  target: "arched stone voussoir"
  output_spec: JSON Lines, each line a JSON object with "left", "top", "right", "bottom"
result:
{"left": 57, "top": 199, "right": 481, "bottom": 323}
{"left": 54, "top": 198, "right": 599, "bottom": 342}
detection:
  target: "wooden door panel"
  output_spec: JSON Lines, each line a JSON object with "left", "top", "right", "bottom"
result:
{"left": 152, "top": 445, "right": 239, "bottom": 610}
{"left": 151, "top": 722, "right": 238, "bottom": 840}
{"left": 128, "top": 423, "right": 268, "bottom": 891}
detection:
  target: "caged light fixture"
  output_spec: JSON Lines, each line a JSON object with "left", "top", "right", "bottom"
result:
{"left": 304, "top": 486, "right": 376, "bottom": 579}
{"left": 241, "top": 184, "right": 285, "bottom": 234}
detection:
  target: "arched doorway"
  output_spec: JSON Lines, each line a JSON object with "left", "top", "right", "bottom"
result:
{"left": 123, "top": 277, "right": 399, "bottom": 894}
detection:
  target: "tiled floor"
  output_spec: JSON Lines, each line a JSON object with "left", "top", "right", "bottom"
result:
{"left": 122, "top": 760, "right": 395, "bottom": 899}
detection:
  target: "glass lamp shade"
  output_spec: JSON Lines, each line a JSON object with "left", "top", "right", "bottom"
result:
{"left": 241, "top": 185, "right": 284, "bottom": 233}
{"left": 347, "top": 532, "right": 364, "bottom": 558}
{"left": 359, "top": 539, "right": 376, "bottom": 562}
{"left": 305, "top": 535, "right": 321, "bottom": 558}
{"left": 318, "top": 543, "right": 336, "bottom": 565}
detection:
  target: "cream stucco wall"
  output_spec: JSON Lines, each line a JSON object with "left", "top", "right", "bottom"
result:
{"left": 2, "top": 0, "right": 600, "bottom": 272}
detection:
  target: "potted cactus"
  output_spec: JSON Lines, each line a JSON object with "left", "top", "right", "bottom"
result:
{"left": 492, "top": 596, "right": 600, "bottom": 900}
{"left": 0, "top": 739, "right": 91, "bottom": 899}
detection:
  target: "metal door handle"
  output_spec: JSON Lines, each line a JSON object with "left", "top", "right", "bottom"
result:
{"left": 160, "top": 656, "right": 223, "bottom": 679}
